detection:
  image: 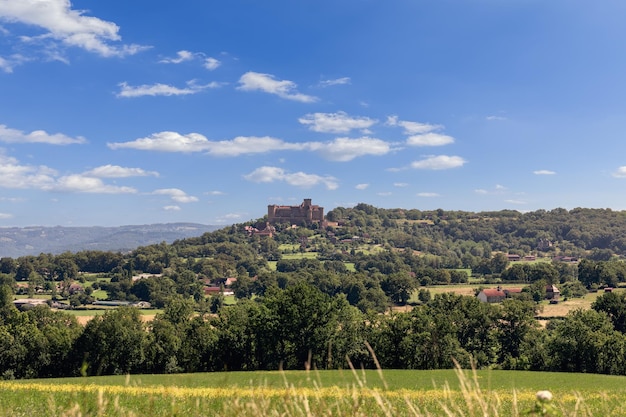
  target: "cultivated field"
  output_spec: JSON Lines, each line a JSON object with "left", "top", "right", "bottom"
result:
{"left": 2, "top": 368, "right": 626, "bottom": 416}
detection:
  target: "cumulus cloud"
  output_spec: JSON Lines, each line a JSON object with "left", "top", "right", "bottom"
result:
{"left": 109, "top": 132, "right": 303, "bottom": 155}
{"left": 109, "top": 132, "right": 393, "bottom": 161}
{"left": 386, "top": 116, "right": 441, "bottom": 135}
{"left": 410, "top": 155, "right": 466, "bottom": 170}
{"left": 355, "top": 183, "right": 369, "bottom": 190}
{"left": 534, "top": 169, "right": 556, "bottom": 175}
{"left": 206, "top": 136, "right": 305, "bottom": 157}
{"left": 83, "top": 164, "right": 159, "bottom": 178}
{"left": 387, "top": 116, "right": 456, "bottom": 147}
{"left": 307, "top": 137, "right": 392, "bottom": 162}
{"left": 52, "top": 175, "right": 137, "bottom": 193}
{"left": 237, "top": 71, "right": 317, "bottom": 103}
{"left": 243, "top": 166, "right": 338, "bottom": 190}
{"left": 318, "top": 77, "right": 351, "bottom": 87}
{"left": 0, "top": 153, "right": 57, "bottom": 189}
{"left": 159, "top": 50, "right": 195, "bottom": 64}
{"left": 108, "top": 131, "right": 213, "bottom": 152}
{"left": 298, "top": 111, "right": 377, "bottom": 134}
{"left": 0, "top": 53, "right": 29, "bottom": 73}
{"left": 159, "top": 50, "right": 221, "bottom": 70}
{"left": 406, "top": 133, "right": 455, "bottom": 147}
{"left": 204, "top": 57, "right": 221, "bottom": 70}
{"left": 0, "top": 0, "right": 147, "bottom": 58}
{"left": 613, "top": 167, "right": 626, "bottom": 178}
{"left": 0, "top": 153, "right": 141, "bottom": 194}
{"left": 0, "top": 124, "right": 86, "bottom": 145}
{"left": 116, "top": 80, "right": 221, "bottom": 98}
{"left": 152, "top": 188, "right": 198, "bottom": 203}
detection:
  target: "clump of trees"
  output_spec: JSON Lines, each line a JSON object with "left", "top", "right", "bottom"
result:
{"left": 4, "top": 282, "right": 626, "bottom": 379}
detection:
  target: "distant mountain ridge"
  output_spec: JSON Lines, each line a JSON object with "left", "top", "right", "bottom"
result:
{"left": 0, "top": 223, "right": 219, "bottom": 258}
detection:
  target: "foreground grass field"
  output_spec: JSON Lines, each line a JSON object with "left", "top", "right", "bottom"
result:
{"left": 2, "top": 368, "right": 626, "bottom": 416}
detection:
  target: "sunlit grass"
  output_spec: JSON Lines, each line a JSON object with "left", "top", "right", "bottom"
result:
{"left": 2, "top": 368, "right": 626, "bottom": 416}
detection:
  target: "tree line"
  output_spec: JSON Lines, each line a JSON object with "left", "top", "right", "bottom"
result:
{"left": 4, "top": 283, "right": 626, "bottom": 379}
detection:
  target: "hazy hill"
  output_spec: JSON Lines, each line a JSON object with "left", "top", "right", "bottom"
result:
{"left": 0, "top": 223, "right": 219, "bottom": 257}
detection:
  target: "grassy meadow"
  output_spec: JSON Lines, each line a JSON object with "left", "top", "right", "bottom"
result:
{"left": 2, "top": 368, "right": 626, "bottom": 416}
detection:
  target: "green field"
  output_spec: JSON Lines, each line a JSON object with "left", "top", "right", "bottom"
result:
{"left": 2, "top": 369, "right": 626, "bottom": 416}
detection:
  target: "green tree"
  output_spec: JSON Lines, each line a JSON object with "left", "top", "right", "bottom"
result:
{"left": 74, "top": 307, "right": 148, "bottom": 376}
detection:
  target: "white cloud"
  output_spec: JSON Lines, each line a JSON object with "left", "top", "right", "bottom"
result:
{"left": 116, "top": 80, "right": 221, "bottom": 98}
{"left": 0, "top": 153, "right": 135, "bottom": 194}
{"left": 109, "top": 131, "right": 392, "bottom": 161}
{"left": 394, "top": 182, "right": 409, "bottom": 187}
{"left": 204, "top": 57, "right": 221, "bottom": 70}
{"left": 319, "top": 77, "right": 351, "bottom": 87}
{"left": 355, "top": 183, "right": 369, "bottom": 190}
{"left": 0, "top": 124, "right": 86, "bottom": 145}
{"left": 0, "top": 153, "right": 57, "bottom": 189}
{"left": 495, "top": 184, "right": 507, "bottom": 190}
{"left": 613, "top": 167, "right": 626, "bottom": 178}
{"left": 108, "top": 131, "right": 213, "bottom": 152}
{"left": 0, "top": 53, "right": 29, "bottom": 73}
{"left": 474, "top": 189, "right": 488, "bottom": 195}
{"left": 533, "top": 169, "right": 556, "bottom": 175}
{"left": 486, "top": 115, "right": 507, "bottom": 121}
{"left": 410, "top": 155, "right": 466, "bottom": 170}
{"left": 377, "top": 192, "right": 392, "bottom": 196}
{"left": 237, "top": 71, "right": 317, "bottom": 103}
{"left": 0, "top": 212, "right": 13, "bottom": 219}
{"left": 417, "top": 192, "right": 440, "bottom": 197}
{"left": 0, "top": 0, "right": 147, "bottom": 58}
{"left": 83, "top": 164, "right": 159, "bottom": 178}
{"left": 158, "top": 50, "right": 221, "bottom": 71}
{"left": 163, "top": 205, "right": 181, "bottom": 211}
{"left": 52, "top": 175, "right": 137, "bottom": 194}
{"left": 386, "top": 116, "right": 441, "bottom": 135}
{"left": 207, "top": 190, "right": 225, "bottom": 195}
{"left": 308, "top": 137, "right": 391, "bottom": 162}
{"left": 159, "top": 50, "right": 195, "bottom": 64}
{"left": 207, "top": 136, "right": 305, "bottom": 157}
{"left": 298, "top": 111, "right": 377, "bottom": 134}
{"left": 152, "top": 188, "right": 198, "bottom": 203}
{"left": 243, "top": 166, "right": 338, "bottom": 190}
{"left": 505, "top": 199, "right": 527, "bottom": 205}
{"left": 406, "top": 133, "right": 455, "bottom": 147}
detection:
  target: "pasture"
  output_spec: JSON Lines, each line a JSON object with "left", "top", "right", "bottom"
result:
{"left": 2, "top": 368, "right": 626, "bottom": 416}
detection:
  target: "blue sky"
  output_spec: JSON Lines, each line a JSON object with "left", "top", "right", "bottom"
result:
{"left": 1, "top": 0, "right": 626, "bottom": 227}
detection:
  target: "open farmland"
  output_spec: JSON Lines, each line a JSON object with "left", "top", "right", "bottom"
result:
{"left": 2, "top": 369, "right": 626, "bottom": 416}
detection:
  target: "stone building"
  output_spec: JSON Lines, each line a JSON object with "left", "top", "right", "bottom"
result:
{"left": 267, "top": 199, "right": 324, "bottom": 225}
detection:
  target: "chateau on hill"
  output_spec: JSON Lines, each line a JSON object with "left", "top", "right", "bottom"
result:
{"left": 267, "top": 198, "right": 324, "bottom": 225}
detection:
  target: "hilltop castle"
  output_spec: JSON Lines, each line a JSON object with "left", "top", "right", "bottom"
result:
{"left": 267, "top": 199, "right": 324, "bottom": 225}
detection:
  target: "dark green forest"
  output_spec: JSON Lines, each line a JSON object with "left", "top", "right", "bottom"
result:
{"left": 2, "top": 205, "right": 626, "bottom": 379}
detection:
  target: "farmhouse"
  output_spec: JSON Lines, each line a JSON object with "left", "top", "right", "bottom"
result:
{"left": 267, "top": 198, "right": 324, "bottom": 225}
{"left": 477, "top": 287, "right": 523, "bottom": 303}
{"left": 477, "top": 288, "right": 506, "bottom": 303}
